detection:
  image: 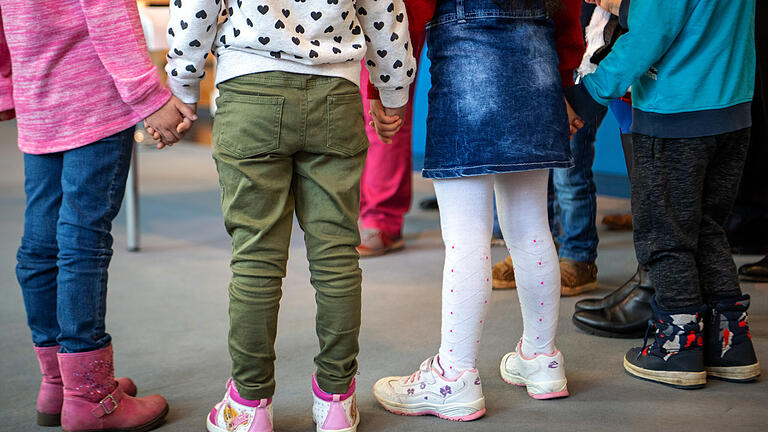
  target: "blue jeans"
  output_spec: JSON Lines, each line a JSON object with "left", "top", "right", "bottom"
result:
{"left": 16, "top": 128, "right": 134, "bottom": 353}
{"left": 493, "top": 116, "right": 604, "bottom": 264}
{"left": 551, "top": 113, "right": 606, "bottom": 263}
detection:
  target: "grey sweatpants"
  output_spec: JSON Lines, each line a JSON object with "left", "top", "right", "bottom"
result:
{"left": 630, "top": 128, "right": 750, "bottom": 310}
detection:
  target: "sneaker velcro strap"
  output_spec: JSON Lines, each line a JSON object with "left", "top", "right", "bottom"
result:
{"left": 91, "top": 387, "right": 123, "bottom": 418}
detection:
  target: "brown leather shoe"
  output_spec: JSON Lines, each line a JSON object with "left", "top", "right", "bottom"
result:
{"left": 492, "top": 255, "right": 516, "bottom": 290}
{"left": 560, "top": 258, "right": 598, "bottom": 296}
{"left": 601, "top": 213, "right": 633, "bottom": 231}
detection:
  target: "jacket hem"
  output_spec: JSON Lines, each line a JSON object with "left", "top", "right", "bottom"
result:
{"left": 631, "top": 102, "right": 752, "bottom": 138}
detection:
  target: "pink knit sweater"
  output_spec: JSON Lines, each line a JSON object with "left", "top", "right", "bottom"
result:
{"left": 0, "top": 0, "right": 170, "bottom": 154}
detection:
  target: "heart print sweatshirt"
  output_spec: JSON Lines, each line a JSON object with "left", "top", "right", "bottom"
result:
{"left": 166, "top": 0, "right": 416, "bottom": 108}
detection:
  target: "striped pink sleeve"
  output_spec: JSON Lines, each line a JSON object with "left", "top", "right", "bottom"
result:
{"left": 0, "top": 13, "right": 14, "bottom": 112}
{"left": 77, "top": 0, "right": 170, "bottom": 119}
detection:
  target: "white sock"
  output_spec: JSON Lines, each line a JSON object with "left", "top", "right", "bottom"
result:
{"left": 494, "top": 170, "right": 561, "bottom": 357}
{"left": 433, "top": 176, "right": 494, "bottom": 379}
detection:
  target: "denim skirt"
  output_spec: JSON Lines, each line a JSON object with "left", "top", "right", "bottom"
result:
{"left": 423, "top": 0, "right": 572, "bottom": 179}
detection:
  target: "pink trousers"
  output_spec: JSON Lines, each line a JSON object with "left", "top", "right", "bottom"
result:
{"left": 359, "top": 29, "right": 426, "bottom": 238}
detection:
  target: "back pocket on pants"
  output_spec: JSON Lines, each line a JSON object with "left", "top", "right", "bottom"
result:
{"left": 326, "top": 93, "right": 368, "bottom": 157}
{"left": 215, "top": 93, "right": 285, "bottom": 158}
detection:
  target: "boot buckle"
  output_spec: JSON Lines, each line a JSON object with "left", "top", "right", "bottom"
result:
{"left": 100, "top": 394, "right": 118, "bottom": 415}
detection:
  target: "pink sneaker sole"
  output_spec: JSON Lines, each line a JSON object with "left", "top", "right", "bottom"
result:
{"left": 380, "top": 405, "right": 486, "bottom": 422}
{"left": 501, "top": 377, "right": 570, "bottom": 400}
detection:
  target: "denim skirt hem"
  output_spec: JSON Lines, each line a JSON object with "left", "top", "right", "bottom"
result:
{"left": 422, "top": 159, "right": 573, "bottom": 179}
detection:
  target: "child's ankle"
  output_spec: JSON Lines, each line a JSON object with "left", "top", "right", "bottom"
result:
{"left": 229, "top": 380, "right": 271, "bottom": 408}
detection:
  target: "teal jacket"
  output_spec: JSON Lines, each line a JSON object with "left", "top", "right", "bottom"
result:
{"left": 571, "top": 0, "right": 755, "bottom": 138}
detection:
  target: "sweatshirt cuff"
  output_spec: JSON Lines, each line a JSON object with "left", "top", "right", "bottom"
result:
{"left": 378, "top": 88, "right": 409, "bottom": 109}
{"left": 168, "top": 78, "right": 201, "bottom": 104}
{"left": 564, "top": 83, "right": 608, "bottom": 125}
{"left": 129, "top": 82, "right": 172, "bottom": 120}
{"left": 619, "top": 0, "right": 630, "bottom": 29}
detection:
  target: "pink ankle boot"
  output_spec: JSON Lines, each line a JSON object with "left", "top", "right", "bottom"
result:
{"left": 58, "top": 345, "right": 168, "bottom": 432}
{"left": 34, "top": 345, "right": 137, "bottom": 427}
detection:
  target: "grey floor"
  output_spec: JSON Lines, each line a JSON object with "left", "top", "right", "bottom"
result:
{"left": 1, "top": 120, "right": 767, "bottom": 432}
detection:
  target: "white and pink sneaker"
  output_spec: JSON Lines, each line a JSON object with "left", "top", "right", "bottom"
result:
{"left": 373, "top": 356, "right": 486, "bottom": 421}
{"left": 499, "top": 340, "right": 569, "bottom": 399}
{"left": 206, "top": 379, "right": 273, "bottom": 432}
{"left": 312, "top": 375, "right": 359, "bottom": 432}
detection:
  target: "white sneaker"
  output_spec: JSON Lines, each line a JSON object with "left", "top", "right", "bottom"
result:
{"left": 206, "top": 379, "right": 274, "bottom": 432}
{"left": 312, "top": 375, "right": 359, "bottom": 432}
{"left": 373, "top": 356, "right": 486, "bottom": 421}
{"left": 500, "top": 340, "right": 569, "bottom": 399}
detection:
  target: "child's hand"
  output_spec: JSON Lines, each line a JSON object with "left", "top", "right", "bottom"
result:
{"left": 369, "top": 99, "right": 405, "bottom": 144}
{"left": 586, "top": 0, "right": 622, "bottom": 16}
{"left": 144, "top": 96, "right": 198, "bottom": 149}
{"left": 565, "top": 98, "right": 584, "bottom": 138}
{"left": 0, "top": 109, "right": 15, "bottom": 121}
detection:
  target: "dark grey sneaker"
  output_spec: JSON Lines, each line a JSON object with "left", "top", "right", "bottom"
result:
{"left": 705, "top": 294, "right": 761, "bottom": 382}
{"left": 623, "top": 298, "right": 707, "bottom": 389}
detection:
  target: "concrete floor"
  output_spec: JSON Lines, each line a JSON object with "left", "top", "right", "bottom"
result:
{"left": 1, "top": 120, "right": 767, "bottom": 432}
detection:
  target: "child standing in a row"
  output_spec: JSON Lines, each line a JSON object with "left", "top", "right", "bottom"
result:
{"left": 373, "top": 0, "right": 583, "bottom": 421}
{"left": 568, "top": 0, "right": 760, "bottom": 388}
{"left": 164, "top": 1, "right": 415, "bottom": 431}
{"left": 1, "top": 1, "right": 193, "bottom": 431}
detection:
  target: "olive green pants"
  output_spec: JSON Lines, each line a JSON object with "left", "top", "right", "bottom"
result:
{"left": 213, "top": 72, "right": 368, "bottom": 400}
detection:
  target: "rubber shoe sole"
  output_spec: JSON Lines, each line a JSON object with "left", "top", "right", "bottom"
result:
{"left": 706, "top": 363, "right": 761, "bottom": 383}
{"left": 357, "top": 238, "right": 405, "bottom": 258}
{"left": 571, "top": 314, "right": 646, "bottom": 339}
{"left": 373, "top": 392, "right": 485, "bottom": 422}
{"left": 561, "top": 281, "right": 599, "bottom": 297}
{"left": 64, "top": 404, "right": 168, "bottom": 432}
{"left": 623, "top": 357, "right": 706, "bottom": 389}
{"left": 499, "top": 360, "right": 569, "bottom": 399}
{"left": 492, "top": 278, "right": 517, "bottom": 290}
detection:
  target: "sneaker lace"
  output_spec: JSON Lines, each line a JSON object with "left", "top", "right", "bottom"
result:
{"left": 637, "top": 319, "right": 656, "bottom": 360}
{"left": 404, "top": 357, "right": 434, "bottom": 384}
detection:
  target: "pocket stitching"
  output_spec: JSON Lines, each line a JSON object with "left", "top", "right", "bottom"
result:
{"left": 218, "top": 94, "right": 284, "bottom": 158}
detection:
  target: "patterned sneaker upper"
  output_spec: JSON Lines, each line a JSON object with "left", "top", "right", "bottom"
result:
{"left": 374, "top": 356, "right": 484, "bottom": 408}
{"left": 706, "top": 294, "right": 758, "bottom": 368}
{"left": 500, "top": 340, "right": 568, "bottom": 398}
{"left": 628, "top": 298, "right": 705, "bottom": 372}
{"left": 207, "top": 379, "right": 273, "bottom": 432}
{"left": 311, "top": 375, "right": 358, "bottom": 432}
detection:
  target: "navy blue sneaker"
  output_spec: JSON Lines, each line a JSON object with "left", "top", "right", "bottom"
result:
{"left": 623, "top": 298, "right": 707, "bottom": 389}
{"left": 705, "top": 294, "right": 761, "bottom": 382}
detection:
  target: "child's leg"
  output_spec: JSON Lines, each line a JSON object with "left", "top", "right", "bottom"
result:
{"left": 494, "top": 170, "right": 560, "bottom": 357}
{"left": 294, "top": 76, "right": 368, "bottom": 395}
{"left": 213, "top": 75, "right": 299, "bottom": 401}
{"left": 55, "top": 129, "right": 134, "bottom": 353}
{"left": 696, "top": 129, "right": 750, "bottom": 302}
{"left": 630, "top": 133, "right": 714, "bottom": 310}
{"left": 358, "top": 28, "right": 427, "bottom": 240}
{"left": 17, "top": 153, "right": 63, "bottom": 348}
{"left": 432, "top": 175, "right": 494, "bottom": 377}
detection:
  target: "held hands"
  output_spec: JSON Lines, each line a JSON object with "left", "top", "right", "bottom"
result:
{"left": 144, "top": 96, "right": 198, "bottom": 149}
{"left": 585, "top": 0, "right": 622, "bottom": 16}
{"left": 0, "top": 109, "right": 15, "bottom": 121}
{"left": 369, "top": 99, "right": 406, "bottom": 144}
{"left": 565, "top": 98, "right": 584, "bottom": 138}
